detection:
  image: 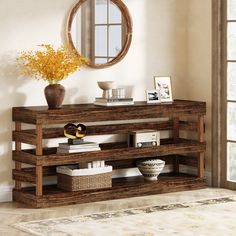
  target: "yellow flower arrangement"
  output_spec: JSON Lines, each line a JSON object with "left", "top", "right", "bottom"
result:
{"left": 17, "top": 44, "right": 87, "bottom": 84}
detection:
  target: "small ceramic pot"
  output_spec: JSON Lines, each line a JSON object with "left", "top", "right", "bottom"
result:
{"left": 44, "top": 84, "right": 65, "bottom": 109}
{"left": 137, "top": 159, "right": 165, "bottom": 181}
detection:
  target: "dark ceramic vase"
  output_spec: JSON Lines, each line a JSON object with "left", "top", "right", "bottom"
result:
{"left": 44, "top": 84, "right": 65, "bottom": 109}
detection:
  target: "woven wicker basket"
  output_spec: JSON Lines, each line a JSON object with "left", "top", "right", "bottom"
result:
{"left": 57, "top": 172, "right": 112, "bottom": 191}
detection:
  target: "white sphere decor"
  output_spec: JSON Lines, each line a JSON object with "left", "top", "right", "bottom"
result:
{"left": 137, "top": 159, "right": 165, "bottom": 181}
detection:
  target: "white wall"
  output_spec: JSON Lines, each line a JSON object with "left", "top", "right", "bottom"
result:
{"left": 0, "top": 0, "right": 212, "bottom": 201}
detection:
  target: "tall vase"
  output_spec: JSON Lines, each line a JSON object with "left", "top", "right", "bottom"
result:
{"left": 44, "top": 84, "right": 65, "bottom": 109}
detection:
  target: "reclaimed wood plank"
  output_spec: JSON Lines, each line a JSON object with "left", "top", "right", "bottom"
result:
{"left": 13, "top": 130, "right": 37, "bottom": 145}
{"left": 198, "top": 115, "right": 205, "bottom": 178}
{"left": 43, "top": 120, "right": 173, "bottom": 137}
{"left": 173, "top": 116, "right": 180, "bottom": 173}
{"left": 13, "top": 140, "right": 205, "bottom": 166}
{"left": 15, "top": 122, "right": 22, "bottom": 190}
{"left": 12, "top": 100, "right": 207, "bottom": 207}
{"left": 12, "top": 174, "right": 207, "bottom": 208}
{"left": 12, "top": 120, "right": 199, "bottom": 142}
{"left": 179, "top": 121, "right": 198, "bottom": 131}
{"left": 13, "top": 151, "right": 41, "bottom": 165}
{"left": 12, "top": 167, "right": 57, "bottom": 184}
{"left": 13, "top": 169, "right": 36, "bottom": 184}
{"left": 12, "top": 100, "right": 206, "bottom": 125}
{"left": 177, "top": 155, "right": 198, "bottom": 167}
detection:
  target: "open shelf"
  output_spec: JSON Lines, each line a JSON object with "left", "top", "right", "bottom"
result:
{"left": 13, "top": 139, "right": 206, "bottom": 166}
{"left": 13, "top": 173, "right": 207, "bottom": 208}
{"left": 12, "top": 120, "right": 199, "bottom": 144}
{"left": 12, "top": 100, "right": 207, "bottom": 207}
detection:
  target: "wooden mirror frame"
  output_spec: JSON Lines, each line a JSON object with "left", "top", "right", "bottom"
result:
{"left": 66, "top": 0, "right": 133, "bottom": 69}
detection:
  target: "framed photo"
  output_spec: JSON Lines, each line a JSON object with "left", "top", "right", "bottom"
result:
{"left": 154, "top": 76, "right": 173, "bottom": 102}
{"left": 146, "top": 90, "right": 161, "bottom": 104}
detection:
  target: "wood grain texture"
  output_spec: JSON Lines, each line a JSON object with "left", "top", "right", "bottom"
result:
{"left": 12, "top": 100, "right": 206, "bottom": 125}
{"left": 13, "top": 167, "right": 57, "bottom": 184}
{"left": 198, "top": 152, "right": 205, "bottom": 178}
{"left": 13, "top": 169, "right": 36, "bottom": 184}
{"left": 12, "top": 121, "right": 173, "bottom": 143}
{"left": 219, "top": 0, "right": 234, "bottom": 189}
{"left": 197, "top": 116, "right": 205, "bottom": 178}
{"left": 12, "top": 120, "right": 198, "bottom": 144}
{"left": 13, "top": 139, "right": 206, "bottom": 166}
{"left": 36, "top": 124, "right": 43, "bottom": 156}
{"left": 13, "top": 174, "right": 207, "bottom": 208}
{"left": 13, "top": 130, "right": 37, "bottom": 145}
{"left": 12, "top": 100, "right": 207, "bottom": 207}
{"left": 179, "top": 121, "right": 198, "bottom": 131}
{"left": 178, "top": 155, "right": 198, "bottom": 167}
{"left": 198, "top": 116, "right": 205, "bottom": 142}
{"left": 36, "top": 166, "right": 43, "bottom": 196}
{"left": 35, "top": 124, "right": 43, "bottom": 196}
{"left": 212, "top": 0, "right": 223, "bottom": 187}
{"left": 173, "top": 116, "right": 180, "bottom": 173}
{"left": 15, "top": 122, "right": 22, "bottom": 190}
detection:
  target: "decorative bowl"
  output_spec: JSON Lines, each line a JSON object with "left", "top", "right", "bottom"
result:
{"left": 97, "top": 81, "right": 116, "bottom": 91}
{"left": 137, "top": 159, "right": 165, "bottom": 181}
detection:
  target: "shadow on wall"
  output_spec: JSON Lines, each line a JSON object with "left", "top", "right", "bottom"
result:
{"left": 0, "top": 52, "right": 27, "bottom": 185}
{"left": 0, "top": 52, "right": 27, "bottom": 104}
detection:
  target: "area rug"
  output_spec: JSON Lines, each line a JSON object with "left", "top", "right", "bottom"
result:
{"left": 13, "top": 196, "right": 236, "bottom": 236}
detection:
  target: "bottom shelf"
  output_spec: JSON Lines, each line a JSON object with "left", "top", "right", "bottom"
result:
{"left": 13, "top": 173, "right": 207, "bottom": 208}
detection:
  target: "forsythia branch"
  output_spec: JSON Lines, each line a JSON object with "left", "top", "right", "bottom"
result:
{"left": 17, "top": 44, "right": 88, "bottom": 84}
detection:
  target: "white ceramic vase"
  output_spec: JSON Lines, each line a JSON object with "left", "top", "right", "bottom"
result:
{"left": 137, "top": 159, "right": 165, "bottom": 181}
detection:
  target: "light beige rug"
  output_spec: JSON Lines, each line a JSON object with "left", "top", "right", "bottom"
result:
{"left": 13, "top": 196, "right": 236, "bottom": 236}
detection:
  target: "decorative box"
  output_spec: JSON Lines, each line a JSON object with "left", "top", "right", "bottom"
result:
{"left": 57, "top": 165, "right": 112, "bottom": 191}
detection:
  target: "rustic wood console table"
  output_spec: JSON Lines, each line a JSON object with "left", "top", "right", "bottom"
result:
{"left": 12, "top": 100, "right": 206, "bottom": 208}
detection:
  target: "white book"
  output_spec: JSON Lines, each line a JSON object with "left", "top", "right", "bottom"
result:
{"left": 56, "top": 165, "right": 113, "bottom": 176}
{"left": 92, "top": 161, "right": 96, "bottom": 168}
{"left": 57, "top": 147, "right": 101, "bottom": 153}
{"left": 59, "top": 142, "right": 99, "bottom": 150}
{"left": 94, "top": 101, "right": 134, "bottom": 106}
{"left": 101, "top": 160, "right": 105, "bottom": 167}
{"left": 95, "top": 97, "right": 133, "bottom": 102}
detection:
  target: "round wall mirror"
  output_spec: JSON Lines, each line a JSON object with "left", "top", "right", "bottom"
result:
{"left": 67, "top": 0, "right": 132, "bottom": 69}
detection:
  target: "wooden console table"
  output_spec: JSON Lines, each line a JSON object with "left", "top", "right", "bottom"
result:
{"left": 12, "top": 100, "right": 206, "bottom": 208}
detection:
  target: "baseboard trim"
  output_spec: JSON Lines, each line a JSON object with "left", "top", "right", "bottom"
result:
{"left": 0, "top": 186, "right": 13, "bottom": 202}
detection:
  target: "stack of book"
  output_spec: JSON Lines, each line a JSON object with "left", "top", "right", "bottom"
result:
{"left": 94, "top": 97, "right": 134, "bottom": 106}
{"left": 57, "top": 141, "right": 101, "bottom": 153}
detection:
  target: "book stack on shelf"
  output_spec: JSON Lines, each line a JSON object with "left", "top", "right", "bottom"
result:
{"left": 57, "top": 139, "right": 101, "bottom": 153}
{"left": 94, "top": 97, "right": 134, "bottom": 106}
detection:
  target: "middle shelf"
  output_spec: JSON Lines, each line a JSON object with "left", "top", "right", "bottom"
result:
{"left": 12, "top": 138, "right": 206, "bottom": 166}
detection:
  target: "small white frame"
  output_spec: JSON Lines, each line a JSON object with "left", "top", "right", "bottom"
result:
{"left": 154, "top": 76, "right": 173, "bottom": 103}
{"left": 146, "top": 89, "right": 161, "bottom": 104}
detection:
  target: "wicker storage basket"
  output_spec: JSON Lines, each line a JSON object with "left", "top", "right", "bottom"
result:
{"left": 57, "top": 166, "right": 112, "bottom": 191}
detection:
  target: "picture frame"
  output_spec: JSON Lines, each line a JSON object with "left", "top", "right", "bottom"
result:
{"left": 146, "top": 89, "right": 161, "bottom": 104}
{"left": 154, "top": 76, "right": 173, "bottom": 102}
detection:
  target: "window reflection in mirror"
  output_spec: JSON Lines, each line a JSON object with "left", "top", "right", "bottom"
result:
{"left": 71, "top": 0, "right": 126, "bottom": 65}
